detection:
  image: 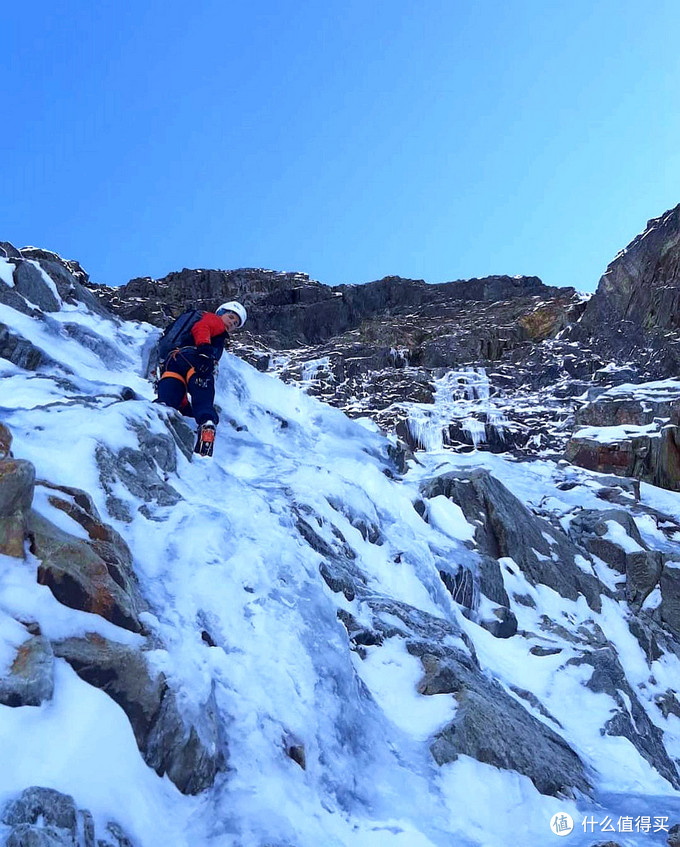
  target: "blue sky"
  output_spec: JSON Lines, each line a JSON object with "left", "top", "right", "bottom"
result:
{"left": 2, "top": 1, "right": 679, "bottom": 291}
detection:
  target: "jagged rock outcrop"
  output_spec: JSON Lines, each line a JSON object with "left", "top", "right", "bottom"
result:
{"left": 567, "top": 646, "right": 680, "bottom": 788}
{"left": 568, "top": 509, "right": 662, "bottom": 608}
{"left": 336, "top": 597, "right": 590, "bottom": 796}
{"left": 565, "top": 426, "right": 680, "bottom": 491}
{"left": 417, "top": 645, "right": 590, "bottom": 797}
{"left": 420, "top": 468, "right": 605, "bottom": 611}
{"left": 94, "top": 419, "right": 190, "bottom": 522}
{"left": 0, "top": 426, "right": 147, "bottom": 631}
{"left": 91, "top": 268, "right": 569, "bottom": 347}
{"left": 571, "top": 204, "right": 680, "bottom": 374}
{"left": 0, "top": 243, "right": 108, "bottom": 318}
{"left": 565, "top": 384, "right": 680, "bottom": 490}
{"left": 89, "top": 266, "right": 591, "bottom": 451}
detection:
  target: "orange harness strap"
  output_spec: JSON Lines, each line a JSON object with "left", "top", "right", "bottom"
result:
{"left": 160, "top": 370, "right": 186, "bottom": 385}
{"left": 159, "top": 366, "right": 197, "bottom": 385}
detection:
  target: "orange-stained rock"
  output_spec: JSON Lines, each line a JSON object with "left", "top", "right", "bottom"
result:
{"left": 0, "top": 458, "right": 35, "bottom": 558}
{"left": 0, "top": 423, "right": 12, "bottom": 458}
{"left": 29, "top": 509, "right": 146, "bottom": 633}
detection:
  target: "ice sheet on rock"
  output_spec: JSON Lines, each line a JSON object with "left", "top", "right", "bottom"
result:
{"left": 406, "top": 367, "right": 511, "bottom": 451}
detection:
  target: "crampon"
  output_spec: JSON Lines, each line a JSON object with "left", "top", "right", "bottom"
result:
{"left": 194, "top": 421, "right": 216, "bottom": 457}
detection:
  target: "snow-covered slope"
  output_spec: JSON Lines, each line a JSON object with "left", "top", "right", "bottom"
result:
{"left": 2, "top": 258, "right": 680, "bottom": 847}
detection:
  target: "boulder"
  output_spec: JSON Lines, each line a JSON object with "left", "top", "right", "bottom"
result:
{"left": 567, "top": 508, "right": 642, "bottom": 572}
{"left": 0, "top": 633, "right": 54, "bottom": 707}
{"left": 36, "top": 481, "right": 141, "bottom": 604}
{"left": 53, "top": 635, "right": 226, "bottom": 795}
{"left": 1, "top": 787, "right": 136, "bottom": 847}
{"left": 478, "top": 606, "right": 518, "bottom": 639}
{"left": 2, "top": 788, "right": 76, "bottom": 833}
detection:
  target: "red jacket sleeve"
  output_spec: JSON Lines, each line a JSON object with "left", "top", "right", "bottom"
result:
{"left": 191, "top": 312, "right": 225, "bottom": 346}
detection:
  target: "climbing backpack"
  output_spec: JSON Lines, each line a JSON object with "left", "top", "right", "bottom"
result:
{"left": 156, "top": 309, "right": 203, "bottom": 365}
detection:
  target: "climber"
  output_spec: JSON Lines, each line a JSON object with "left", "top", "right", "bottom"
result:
{"left": 154, "top": 301, "right": 247, "bottom": 456}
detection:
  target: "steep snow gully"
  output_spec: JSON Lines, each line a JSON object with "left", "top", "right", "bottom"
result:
{"left": 1, "top": 258, "right": 680, "bottom": 846}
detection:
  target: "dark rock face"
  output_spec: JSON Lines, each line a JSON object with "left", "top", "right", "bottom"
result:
{"left": 336, "top": 593, "right": 589, "bottom": 797}
{"left": 571, "top": 204, "right": 680, "bottom": 376}
{"left": 0, "top": 242, "right": 106, "bottom": 319}
{"left": 92, "top": 268, "right": 565, "bottom": 347}
{"left": 13, "top": 261, "right": 61, "bottom": 312}
{"left": 89, "top": 267, "right": 589, "bottom": 453}
{"left": 577, "top": 205, "right": 680, "bottom": 338}
{"left": 0, "top": 324, "right": 56, "bottom": 371}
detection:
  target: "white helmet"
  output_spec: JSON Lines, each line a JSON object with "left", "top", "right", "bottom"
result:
{"left": 216, "top": 301, "right": 247, "bottom": 328}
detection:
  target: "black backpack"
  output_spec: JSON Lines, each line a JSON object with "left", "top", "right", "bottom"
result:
{"left": 156, "top": 309, "right": 202, "bottom": 364}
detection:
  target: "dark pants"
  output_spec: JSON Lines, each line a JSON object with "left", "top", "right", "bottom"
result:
{"left": 156, "top": 348, "right": 219, "bottom": 426}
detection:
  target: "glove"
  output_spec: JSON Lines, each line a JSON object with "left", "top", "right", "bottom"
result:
{"left": 195, "top": 345, "right": 215, "bottom": 377}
